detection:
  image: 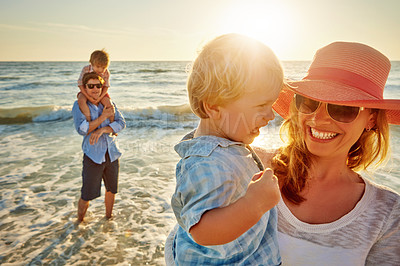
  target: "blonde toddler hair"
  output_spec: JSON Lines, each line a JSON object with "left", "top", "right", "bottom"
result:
{"left": 90, "top": 49, "right": 110, "bottom": 68}
{"left": 187, "top": 33, "right": 284, "bottom": 118}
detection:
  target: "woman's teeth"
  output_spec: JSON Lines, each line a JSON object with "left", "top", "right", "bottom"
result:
{"left": 310, "top": 128, "right": 338, "bottom": 140}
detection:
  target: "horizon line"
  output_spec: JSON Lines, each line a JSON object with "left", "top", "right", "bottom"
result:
{"left": 2, "top": 59, "right": 400, "bottom": 62}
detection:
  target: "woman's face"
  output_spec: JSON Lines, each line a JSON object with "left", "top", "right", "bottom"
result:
{"left": 298, "top": 102, "right": 374, "bottom": 160}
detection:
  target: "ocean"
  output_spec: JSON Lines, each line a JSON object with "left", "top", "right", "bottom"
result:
{"left": 1, "top": 61, "right": 399, "bottom": 265}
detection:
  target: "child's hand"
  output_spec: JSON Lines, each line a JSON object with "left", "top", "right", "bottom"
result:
{"left": 245, "top": 169, "right": 280, "bottom": 215}
{"left": 101, "top": 105, "right": 114, "bottom": 119}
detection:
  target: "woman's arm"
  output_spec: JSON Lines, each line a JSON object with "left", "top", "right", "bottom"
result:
{"left": 366, "top": 197, "right": 400, "bottom": 265}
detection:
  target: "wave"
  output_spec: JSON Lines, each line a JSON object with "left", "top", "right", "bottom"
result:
{"left": 1, "top": 81, "right": 75, "bottom": 91}
{"left": 123, "top": 104, "right": 198, "bottom": 129}
{"left": 0, "top": 106, "right": 72, "bottom": 124}
{"left": 0, "top": 76, "right": 21, "bottom": 81}
{"left": 136, "top": 69, "right": 173, "bottom": 74}
{"left": 115, "top": 80, "right": 186, "bottom": 86}
{"left": 0, "top": 104, "right": 198, "bottom": 127}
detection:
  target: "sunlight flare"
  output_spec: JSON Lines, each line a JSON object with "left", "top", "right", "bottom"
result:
{"left": 217, "top": 1, "right": 293, "bottom": 55}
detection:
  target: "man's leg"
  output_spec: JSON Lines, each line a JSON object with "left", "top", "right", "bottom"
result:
{"left": 77, "top": 198, "right": 89, "bottom": 222}
{"left": 79, "top": 154, "right": 104, "bottom": 222}
{"left": 105, "top": 190, "right": 115, "bottom": 219}
{"left": 103, "top": 154, "right": 119, "bottom": 219}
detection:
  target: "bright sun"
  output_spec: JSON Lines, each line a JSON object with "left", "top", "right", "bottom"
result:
{"left": 217, "top": 0, "right": 293, "bottom": 58}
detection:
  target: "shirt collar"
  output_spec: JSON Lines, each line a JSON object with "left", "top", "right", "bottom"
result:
{"left": 174, "top": 130, "right": 244, "bottom": 159}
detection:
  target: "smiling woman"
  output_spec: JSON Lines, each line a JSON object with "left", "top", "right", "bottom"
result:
{"left": 217, "top": 0, "right": 293, "bottom": 54}
{"left": 270, "top": 41, "right": 400, "bottom": 265}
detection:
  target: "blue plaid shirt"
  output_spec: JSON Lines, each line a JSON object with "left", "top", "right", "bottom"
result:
{"left": 171, "top": 133, "right": 281, "bottom": 265}
{"left": 72, "top": 101, "right": 126, "bottom": 164}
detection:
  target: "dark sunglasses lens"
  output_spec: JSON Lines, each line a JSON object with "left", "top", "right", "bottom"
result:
{"left": 87, "top": 84, "right": 102, "bottom": 89}
{"left": 327, "top": 104, "right": 360, "bottom": 123}
{"left": 295, "top": 94, "right": 319, "bottom": 114}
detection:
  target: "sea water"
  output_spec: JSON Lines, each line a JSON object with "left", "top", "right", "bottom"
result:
{"left": 0, "top": 61, "right": 399, "bottom": 265}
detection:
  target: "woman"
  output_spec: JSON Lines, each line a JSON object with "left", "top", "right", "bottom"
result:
{"left": 269, "top": 41, "right": 400, "bottom": 265}
{"left": 164, "top": 41, "right": 400, "bottom": 265}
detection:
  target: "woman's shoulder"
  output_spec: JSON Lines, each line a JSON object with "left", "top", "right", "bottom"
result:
{"left": 364, "top": 176, "right": 400, "bottom": 199}
{"left": 251, "top": 146, "right": 279, "bottom": 168}
{"left": 362, "top": 176, "right": 400, "bottom": 215}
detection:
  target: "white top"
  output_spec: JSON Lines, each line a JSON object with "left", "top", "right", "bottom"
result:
{"left": 277, "top": 176, "right": 400, "bottom": 265}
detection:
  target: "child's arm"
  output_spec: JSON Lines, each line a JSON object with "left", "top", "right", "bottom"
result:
{"left": 95, "top": 86, "right": 109, "bottom": 104}
{"left": 189, "top": 169, "right": 280, "bottom": 246}
{"left": 77, "top": 93, "right": 92, "bottom": 121}
{"left": 100, "top": 94, "right": 115, "bottom": 122}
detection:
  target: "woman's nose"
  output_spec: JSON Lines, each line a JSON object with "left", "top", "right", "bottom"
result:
{"left": 310, "top": 103, "right": 331, "bottom": 122}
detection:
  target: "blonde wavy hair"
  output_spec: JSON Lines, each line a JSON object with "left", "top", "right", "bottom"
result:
{"left": 187, "top": 33, "right": 284, "bottom": 118}
{"left": 272, "top": 101, "right": 390, "bottom": 204}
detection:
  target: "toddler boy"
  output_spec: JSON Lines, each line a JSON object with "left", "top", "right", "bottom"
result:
{"left": 170, "top": 33, "right": 285, "bottom": 265}
{"left": 77, "top": 49, "right": 114, "bottom": 122}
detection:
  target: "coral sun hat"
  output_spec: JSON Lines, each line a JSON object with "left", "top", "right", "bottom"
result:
{"left": 273, "top": 41, "right": 400, "bottom": 125}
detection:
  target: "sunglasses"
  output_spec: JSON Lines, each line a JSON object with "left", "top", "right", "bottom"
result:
{"left": 294, "top": 94, "right": 364, "bottom": 123}
{"left": 86, "top": 83, "right": 102, "bottom": 89}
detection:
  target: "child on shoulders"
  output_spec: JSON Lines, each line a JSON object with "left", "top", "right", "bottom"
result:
{"left": 77, "top": 49, "right": 114, "bottom": 122}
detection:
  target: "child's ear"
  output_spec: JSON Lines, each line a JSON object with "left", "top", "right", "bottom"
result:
{"left": 203, "top": 102, "right": 221, "bottom": 119}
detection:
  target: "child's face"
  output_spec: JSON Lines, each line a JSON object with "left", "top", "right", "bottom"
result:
{"left": 92, "top": 64, "right": 107, "bottom": 75}
{"left": 216, "top": 76, "right": 281, "bottom": 144}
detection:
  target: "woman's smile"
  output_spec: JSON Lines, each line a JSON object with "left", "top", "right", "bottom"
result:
{"left": 309, "top": 127, "right": 339, "bottom": 140}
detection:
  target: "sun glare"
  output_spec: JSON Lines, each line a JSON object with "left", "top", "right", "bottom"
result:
{"left": 217, "top": 1, "right": 293, "bottom": 57}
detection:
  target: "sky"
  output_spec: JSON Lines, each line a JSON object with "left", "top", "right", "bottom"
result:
{"left": 0, "top": 0, "right": 399, "bottom": 61}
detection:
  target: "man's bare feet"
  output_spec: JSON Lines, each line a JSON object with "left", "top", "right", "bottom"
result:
{"left": 77, "top": 198, "right": 89, "bottom": 222}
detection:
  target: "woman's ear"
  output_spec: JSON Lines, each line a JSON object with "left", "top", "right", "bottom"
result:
{"left": 366, "top": 111, "right": 377, "bottom": 131}
{"left": 203, "top": 102, "right": 221, "bottom": 120}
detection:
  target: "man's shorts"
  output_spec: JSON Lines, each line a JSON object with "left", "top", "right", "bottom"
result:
{"left": 81, "top": 152, "right": 119, "bottom": 201}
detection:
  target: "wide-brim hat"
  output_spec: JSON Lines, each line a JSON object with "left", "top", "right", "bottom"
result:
{"left": 273, "top": 42, "right": 400, "bottom": 125}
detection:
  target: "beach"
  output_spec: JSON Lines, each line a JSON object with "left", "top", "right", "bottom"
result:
{"left": 0, "top": 61, "right": 399, "bottom": 265}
